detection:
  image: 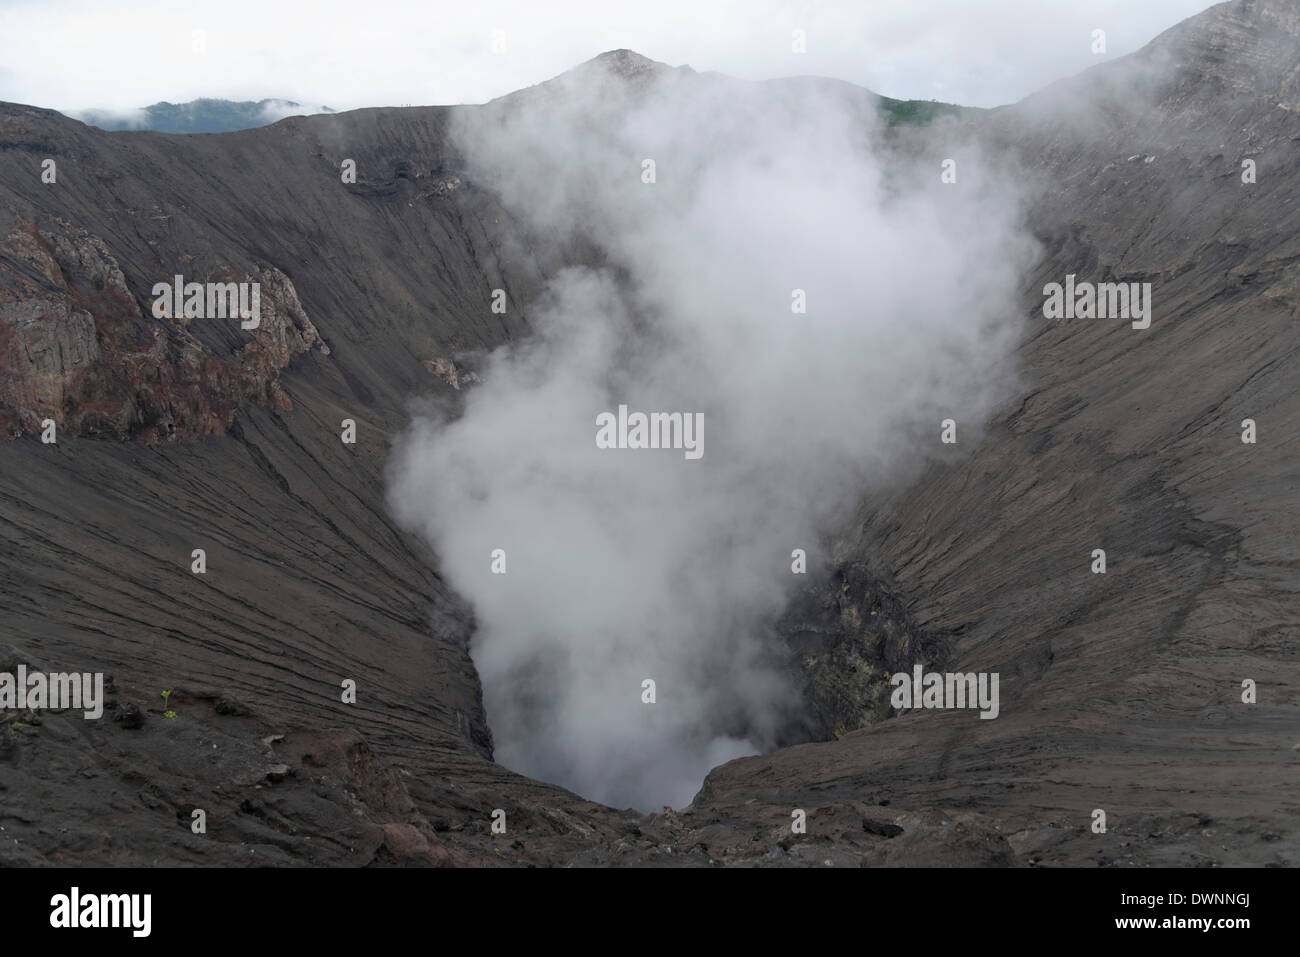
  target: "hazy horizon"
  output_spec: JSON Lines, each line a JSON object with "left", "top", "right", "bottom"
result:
{"left": 1, "top": 0, "right": 1217, "bottom": 115}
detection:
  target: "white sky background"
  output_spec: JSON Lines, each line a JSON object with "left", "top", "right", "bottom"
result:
{"left": 0, "top": 0, "right": 1217, "bottom": 112}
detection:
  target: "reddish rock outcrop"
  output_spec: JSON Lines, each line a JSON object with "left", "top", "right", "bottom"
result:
{"left": 0, "top": 210, "right": 326, "bottom": 442}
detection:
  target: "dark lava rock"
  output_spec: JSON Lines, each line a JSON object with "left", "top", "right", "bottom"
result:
{"left": 215, "top": 694, "right": 251, "bottom": 717}
{"left": 113, "top": 703, "right": 145, "bottom": 730}
{"left": 863, "top": 818, "right": 905, "bottom": 838}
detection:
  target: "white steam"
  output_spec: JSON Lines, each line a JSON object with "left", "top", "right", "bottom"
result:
{"left": 389, "top": 59, "right": 1036, "bottom": 810}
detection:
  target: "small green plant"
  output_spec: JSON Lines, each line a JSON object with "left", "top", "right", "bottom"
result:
{"left": 161, "top": 689, "right": 176, "bottom": 719}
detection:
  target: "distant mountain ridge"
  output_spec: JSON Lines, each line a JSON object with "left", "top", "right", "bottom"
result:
{"left": 69, "top": 60, "right": 967, "bottom": 136}
{"left": 499, "top": 49, "right": 975, "bottom": 126}
{"left": 69, "top": 97, "right": 335, "bottom": 134}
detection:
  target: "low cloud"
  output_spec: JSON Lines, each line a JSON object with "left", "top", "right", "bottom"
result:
{"left": 256, "top": 99, "right": 332, "bottom": 122}
{"left": 68, "top": 107, "right": 150, "bottom": 129}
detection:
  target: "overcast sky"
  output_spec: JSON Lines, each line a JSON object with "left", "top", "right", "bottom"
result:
{"left": 0, "top": 0, "right": 1218, "bottom": 113}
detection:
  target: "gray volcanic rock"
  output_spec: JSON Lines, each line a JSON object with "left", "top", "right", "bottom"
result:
{"left": 0, "top": 0, "right": 1297, "bottom": 866}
